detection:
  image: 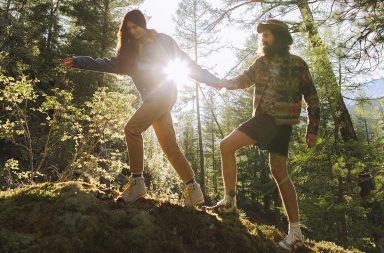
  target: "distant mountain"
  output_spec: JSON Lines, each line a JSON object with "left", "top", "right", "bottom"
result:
{"left": 362, "top": 78, "right": 384, "bottom": 98}
{"left": 341, "top": 78, "right": 384, "bottom": 133}
{"left": 343, "top": 78, "right": 383, "bottom": 110}
{"left": 343, "top": 78, "right": 383, "bottom": 96}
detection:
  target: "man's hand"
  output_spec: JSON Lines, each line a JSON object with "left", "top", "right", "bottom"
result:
{"left": 64, "top": 58, "right": 73, "bottom": 69}
{"left": 306, "top": 133, "right": 317, "bottom": 148}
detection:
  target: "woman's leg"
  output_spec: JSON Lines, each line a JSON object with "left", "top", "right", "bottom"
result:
{"left": 124, "top": 100, "right": 173, "bottom": 174}
{"left": 152, "top": 112, "right": 194, "bottom": 183}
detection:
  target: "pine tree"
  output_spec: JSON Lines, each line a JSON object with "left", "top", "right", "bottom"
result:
{"left": 173, "top": 0, "right": 219, "bottom": 196}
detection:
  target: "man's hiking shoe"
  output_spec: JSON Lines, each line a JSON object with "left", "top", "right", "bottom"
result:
{"left": 183, "top": 182, "right": 204, "bottom": 207}
{"left": 118, "top": 176, "right": 147, "bottom": 203}
{"left": 203, "top": 195, "right": 237, "bottom": 213}
{"left": 278, "top": 232, "right": 304, "bottom": 251}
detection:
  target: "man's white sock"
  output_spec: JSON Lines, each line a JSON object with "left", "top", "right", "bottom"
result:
{"left": 289, "top": 222, "right": 302, "bottom": 236}
{"left": 223, "top": 194, "right": 236, "bottom": 205}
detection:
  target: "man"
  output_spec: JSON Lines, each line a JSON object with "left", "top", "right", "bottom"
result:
{"left": 206, "top": 19, "right": 320, "bottom": 251}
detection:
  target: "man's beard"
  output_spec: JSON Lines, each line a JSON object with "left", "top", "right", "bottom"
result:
{"left": 262, "top": 42, "right": 279, "bottom": 57}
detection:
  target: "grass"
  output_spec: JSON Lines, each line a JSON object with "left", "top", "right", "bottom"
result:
{"left": 0, "top": 181, "right": 362, "bottom": 253}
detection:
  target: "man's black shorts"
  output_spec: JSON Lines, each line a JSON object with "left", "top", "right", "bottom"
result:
{"left": 237, "top": 113, "right": 292, "bottom": 157}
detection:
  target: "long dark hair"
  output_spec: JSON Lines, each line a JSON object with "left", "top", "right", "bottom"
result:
{"left": 116, "top": 10, "right": 146, "bottom": 74}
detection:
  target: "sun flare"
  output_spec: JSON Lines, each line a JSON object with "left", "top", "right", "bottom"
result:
{"left": 165, "top": 59, "right": 191, "bottom": 86}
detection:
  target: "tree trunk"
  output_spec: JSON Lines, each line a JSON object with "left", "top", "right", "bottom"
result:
{"left": 196, "top": 82, "right": 205, "bottom": 195}
{"left": 337, "top": 176, "right": 348, "bottom": 247}
{"left": 377, "top": 101, "right": 384, "bottom": 123}
{"left": 296, "top": 0, "right": 357, "bottom": 142}
{"left": 192, "top": 0, "right": 205, "bottom": 196}
{"left": 274, "top": 187, "right": 285, "bottom": 232}
{"left": 17, "top": 0, "right": 28, "bottom": 22}
{"left": 4, "top": 0, "right": 12, "bottom": 20}
{"left": 260, "top": 151, "right": 271, "bottom": 213}
{"left": 100, "top": 0, "right": 110, "bottom": 56}
{"left": 211, "top": 108, "right": 218, "bottom": 197}
{"left": 297, "top": 0, "right": 354, "bottom": 246}
{"left": 46, "top": 0, "right": 60, "bottom": 52}
{"left": 363, "top": 116, "right": 370, "bottom": 144}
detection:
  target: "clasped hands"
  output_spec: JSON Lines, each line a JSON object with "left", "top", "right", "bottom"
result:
{"left": 211, "top": 79, "right": 233, "bottom": 90}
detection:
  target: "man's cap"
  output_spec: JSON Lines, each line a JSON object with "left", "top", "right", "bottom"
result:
{"left": 257, "top": 19, "right": 293, "bottom": 45}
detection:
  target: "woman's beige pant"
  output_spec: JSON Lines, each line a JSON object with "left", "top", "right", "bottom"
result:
{"left": 124, "top": 90, "right": 194, "bottom": 183}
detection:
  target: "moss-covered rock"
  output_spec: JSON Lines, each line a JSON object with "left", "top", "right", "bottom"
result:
{"left": 0, "top": 182, "right": 361, "bottom": 253}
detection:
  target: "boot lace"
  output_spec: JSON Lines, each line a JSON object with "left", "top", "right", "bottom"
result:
{"left": 122, "top": 180, "right": 135, "bottom": 192}
{"left": 183, "top": 185, "right": 194, "bottom": 199}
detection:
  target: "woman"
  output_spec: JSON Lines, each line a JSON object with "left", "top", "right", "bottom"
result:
{"left": 64, "top": 9, "right": 220, "bottom": 206}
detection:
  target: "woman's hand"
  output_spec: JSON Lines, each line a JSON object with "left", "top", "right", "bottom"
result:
{"left": 64, "top": 58, "right": 74, "bottom": 69}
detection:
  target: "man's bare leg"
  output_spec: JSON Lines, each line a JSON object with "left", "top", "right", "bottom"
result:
{"left": 269, "top": 153, "right": 299, "bottom": 223}
{"left": 203, "top": 130, "right": 256, "bottom": 212}
{"left": 220, "top": 130, "right": 256, "bottom": 196}
{"left": 270, "top": 153, "right": 304, "bottom": 250}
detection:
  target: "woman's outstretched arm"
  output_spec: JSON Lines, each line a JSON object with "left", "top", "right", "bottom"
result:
{"left": 64, "top": 56, "right": 123, "bottom": 74}
{"left": 158, "top": 34, "right": 220, "bottom": 86}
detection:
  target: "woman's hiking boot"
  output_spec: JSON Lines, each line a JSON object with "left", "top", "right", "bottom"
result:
{"left": 183, "top": 182, "right": 204, "bottom": 207}
{"left": 118, "top": 176, "right": 147, "bottom": 203}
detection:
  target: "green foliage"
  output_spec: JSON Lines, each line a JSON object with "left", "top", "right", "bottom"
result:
{"left": 289, "top": 133, "right": 384, "bottom": 252}
{"left": 0, "top": 71, "right": 138, "bottom": 188}
{"left": 0, "top": 74, "right": 37, "bottom": 139}
{"left": 57, "top": 87, "right": 136, "bottom": 183}
{"left": 0, "top": 159, "right": 32, "bottom": 189}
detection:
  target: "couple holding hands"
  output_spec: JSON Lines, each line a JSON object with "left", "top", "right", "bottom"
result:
{"left": 64, "top": 9, "right": 320, "bottom": 251}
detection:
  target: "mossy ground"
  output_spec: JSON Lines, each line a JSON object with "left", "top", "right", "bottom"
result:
{"left": 0, "top": 182, "right": 361, "bottom": 253}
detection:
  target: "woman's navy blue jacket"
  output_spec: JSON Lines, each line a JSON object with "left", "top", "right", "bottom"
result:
{"left": 72, "top": 30, "right": 220, "bottom": 101}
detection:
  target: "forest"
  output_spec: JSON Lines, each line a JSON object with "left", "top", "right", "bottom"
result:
{"left": 0, "top": 0, "right": 383, "bottom": 252}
